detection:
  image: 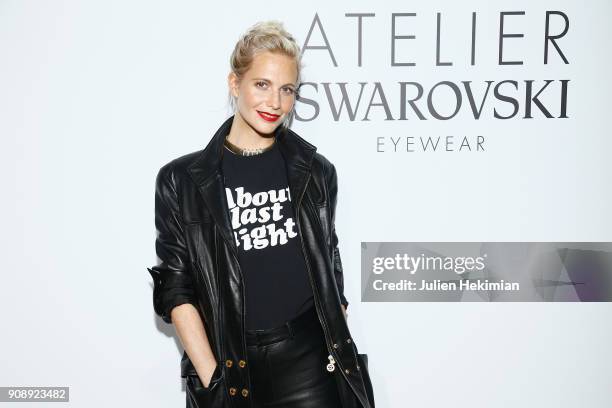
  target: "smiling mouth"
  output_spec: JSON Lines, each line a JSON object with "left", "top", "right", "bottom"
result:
{"left": 257, "top": 111, "right": 280, "bottom": 122}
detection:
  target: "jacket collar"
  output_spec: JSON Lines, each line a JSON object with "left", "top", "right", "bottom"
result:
{"left": 186, "top": 115, "right": 317, "bottom": 251}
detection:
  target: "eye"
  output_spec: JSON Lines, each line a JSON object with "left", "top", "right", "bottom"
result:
{"left": 255, "top": 81, "right": 268, "bottom": 89}
{"left": 282, "top": 87, "right": 296, "bottom": 96}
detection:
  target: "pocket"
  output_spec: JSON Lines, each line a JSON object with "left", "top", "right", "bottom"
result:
{"left": 187, "top": 364, "right": 223, "bottom": 391}
{"left": 186, "top": 364, "right": 225, "bottom": 408}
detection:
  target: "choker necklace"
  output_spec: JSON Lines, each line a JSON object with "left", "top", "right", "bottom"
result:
{"left": 224, "top": 137, "right": 275, "bottom": 156}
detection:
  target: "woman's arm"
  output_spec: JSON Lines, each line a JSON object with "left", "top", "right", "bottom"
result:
{"left": 171, "top": 304, "right": 218, "bottom": 387}
{"left": 148, "top": 163, "right": 217, "bottom": 387}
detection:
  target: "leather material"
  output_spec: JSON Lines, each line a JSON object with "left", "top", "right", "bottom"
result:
{"left": 245, "top": 305, "right": 322, "bottom": 348}
{"left": 245, "top": 305, "right": 341, "bottom": 407}
{"left": 148, "top": 115, "right": 375, "bottom": 408}
{"left": 186, "top": 363, "right": 225, "bottom": 408}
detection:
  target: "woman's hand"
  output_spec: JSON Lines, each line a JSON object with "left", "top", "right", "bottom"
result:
{"left": 171, "top": 304, "right": 218, "bottom": 389}
{"left": 197, "top": 359, "right": 218, "bottom": 388}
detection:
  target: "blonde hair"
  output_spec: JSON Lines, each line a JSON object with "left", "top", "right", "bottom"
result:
{"left": 228, "top": 20, "right": 303, "bottom": 130}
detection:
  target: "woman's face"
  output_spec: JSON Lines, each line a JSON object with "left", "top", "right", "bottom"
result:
{"left": 229, "top": 51, "right": 298, "bottom": 137}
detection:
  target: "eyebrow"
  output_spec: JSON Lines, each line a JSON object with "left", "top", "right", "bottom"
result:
{"left": 252, "top": 78, "right": 297, "bottom": 87}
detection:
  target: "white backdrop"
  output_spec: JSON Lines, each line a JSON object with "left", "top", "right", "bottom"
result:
{"left": 1, "top": 0, "right": 611, "bottom": 407}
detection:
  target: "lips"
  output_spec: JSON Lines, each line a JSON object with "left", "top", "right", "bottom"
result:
{"left": 257, "top": 111, "right": 280, "bottom": 122}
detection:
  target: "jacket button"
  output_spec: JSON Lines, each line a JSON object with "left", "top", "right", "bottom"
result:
{"left": 344, "top": 368, "right": 350, "bottom": 374}
{"left": 346, "top": 338, "right": 352, "bottom": 343}
{"left": 225, "top": 359, "right": 233, "bottom": 368}
{"left": 229, "top": 387, "right": 237, "bottom": 396}
{"left": 241, "top": 388, "right": 249, "bottom": 397}
{"left": 333, "top": 343, "right": 339, "bottom": 349}
{"left": 356, "top": 364, "right": 361, "bottom": 371}
{"left": 238, "top": 359, "right": 246, "bottom": 368}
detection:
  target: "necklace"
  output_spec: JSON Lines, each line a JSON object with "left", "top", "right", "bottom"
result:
{"left": 224, "top": 137, "right": 275, "bottom": 156}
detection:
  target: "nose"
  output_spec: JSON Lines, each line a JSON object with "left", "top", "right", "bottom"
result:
{"left": 266, "top": 88, "right": 281, "bottom": 110}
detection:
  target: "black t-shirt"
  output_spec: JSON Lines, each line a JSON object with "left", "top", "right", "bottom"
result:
{"left": 221, "top": 140, "right": 315, "bottom": 330}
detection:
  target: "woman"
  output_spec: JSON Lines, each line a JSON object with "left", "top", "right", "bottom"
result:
{"left": 148, "top": 21, "right": 375, "bottom": 408}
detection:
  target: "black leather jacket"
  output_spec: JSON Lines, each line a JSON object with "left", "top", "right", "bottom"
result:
{"left": 148, "top": 115, "right": 374, "bottom": 408}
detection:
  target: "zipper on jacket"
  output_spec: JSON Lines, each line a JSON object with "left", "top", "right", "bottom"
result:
{"left": 296, "top": 172, "right": 369, "bottom": 408}
{"left": 294, "top": 173, "right": 337, "bottom": 373}
{"left": 326, "top": 354, "right": 336, "bottom": 372}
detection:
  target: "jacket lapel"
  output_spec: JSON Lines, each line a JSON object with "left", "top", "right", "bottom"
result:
{"left": 276, "top": 123, "right": 318, "bottom": 211}
{"left": 186, "top": 116, "right": 236, "bottom": 252}
{"left": 186, "top": 114, "right": 317, "bottom": 253}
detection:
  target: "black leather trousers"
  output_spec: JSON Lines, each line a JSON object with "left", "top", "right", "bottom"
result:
{"left": 245, "top": 305, "right": 342, "bottom": 408}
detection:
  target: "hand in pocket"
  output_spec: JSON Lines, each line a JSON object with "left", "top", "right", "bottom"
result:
{"left": 199, "top": 364, "right": 219, "bottom": 388}
{"left": 186, "top": 364, "right": 225, "bottom": 408}
{"left": 199, "top": 363, "right": 221, "bottom": 389}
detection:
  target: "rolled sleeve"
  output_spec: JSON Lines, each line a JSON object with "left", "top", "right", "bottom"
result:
{"left": 147, "top": 164, "right": 197, "bottom": 324}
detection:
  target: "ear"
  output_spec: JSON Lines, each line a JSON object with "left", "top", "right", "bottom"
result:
{"left": 227, "top": 72, "right": 239, "bottom": 98}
